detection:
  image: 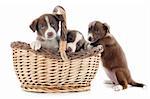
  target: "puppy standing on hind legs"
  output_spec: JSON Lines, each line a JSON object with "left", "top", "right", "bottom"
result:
{"left": 87, "top": 21, "right": 145, "bottom": 91}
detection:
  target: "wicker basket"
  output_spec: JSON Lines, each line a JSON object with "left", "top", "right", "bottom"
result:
{"left": 11, "top": 41, "right": 103, "bottom": 93}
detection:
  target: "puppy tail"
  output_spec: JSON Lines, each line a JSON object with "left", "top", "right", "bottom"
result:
{"left": 129, "top": 80, "right": 145, "bottom": 88}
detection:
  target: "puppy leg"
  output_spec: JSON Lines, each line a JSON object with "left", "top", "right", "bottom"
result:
{"left": 115, "top": 70, "right": 128, "bottom": 90}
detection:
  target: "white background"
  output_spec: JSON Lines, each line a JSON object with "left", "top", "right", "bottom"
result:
{"left": 0, "top": 0, "right": 149, "bottom": 99}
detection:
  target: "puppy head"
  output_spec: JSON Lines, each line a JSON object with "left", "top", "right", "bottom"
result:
{"left": 88, "top": 21, "right": 110, "bottom": 43}
{"left": 66, "top": 30, "right": 84, "bottom": 52}
{"left": 30, "top": 14, "right": 64, "bottom": 40}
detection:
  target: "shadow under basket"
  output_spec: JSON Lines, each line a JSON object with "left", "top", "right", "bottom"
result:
{"left": 11, "top": 41, "right": 103, "bottom": 93}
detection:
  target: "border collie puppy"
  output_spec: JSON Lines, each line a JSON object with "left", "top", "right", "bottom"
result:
{"left": 66, "top": 30, "right": 86, "bottom": 52}
{"left": 30, "top": 14, "right": 63, "bottom": 52}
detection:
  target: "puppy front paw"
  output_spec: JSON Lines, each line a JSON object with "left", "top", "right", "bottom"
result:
{"left": 97, "top": 45, "right": 104, "bottom": 52}
{"left": 113, "top": 85, "right": 123, "bottom": 91}
{"left": 30, "top": 41, "right": 41, "bottom": 51}
{"left": 87, "top": 44, "right": 93, "bottom": 50}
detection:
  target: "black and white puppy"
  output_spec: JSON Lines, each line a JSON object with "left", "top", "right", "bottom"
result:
{"left": 30, "top": 14, "right": 63, "bottom": 52}
{"left": 66, "top": 30, "right": 86, "bottom": 52}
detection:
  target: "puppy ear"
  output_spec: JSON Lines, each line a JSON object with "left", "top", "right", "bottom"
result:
{"left": 30, "top": 19, "right": 38, "bottom": 32}
{"left": 76, "top": 39, "right": 85, "bottom": 52}
{"left": 54, "top": 14, "right": 64, "bottom": 22}
{"left": 103, "top": 23, "right": 110, "bottom": 33}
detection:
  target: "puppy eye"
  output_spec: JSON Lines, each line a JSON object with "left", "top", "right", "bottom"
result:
{"left": 51, "top": 23, "right": 55, "bottom": 27}
{"left": 39, "top": 25, "right": 46, "bottom": 30}
{"left": 95, "top": 29, "right": 99, "bottom": 33}
{"left": 68, "top": 37, "right": 72, "bottom": 41}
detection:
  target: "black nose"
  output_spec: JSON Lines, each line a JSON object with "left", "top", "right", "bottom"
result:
{"left": 88, "top": 37, "right": 92, "bottom": 41}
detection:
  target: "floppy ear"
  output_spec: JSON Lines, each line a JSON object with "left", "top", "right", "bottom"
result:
{"left": 103, "top": 23, "right": 110, "bottom": 33}
{"left": 30, "top": 19, "right": 38, "bottom": 32}
{"left": 76, "top": 39, "right": 85, "bottom": 52}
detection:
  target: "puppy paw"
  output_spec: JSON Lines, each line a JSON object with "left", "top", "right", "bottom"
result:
{"left": 97, "top": 45, "right": 104, "bottom": 52}
{"left": 143, "top": 84, "right": 148, "bottom": 89}
{"left": 87, "top": 44, "right": 93, "bottom": 50}
{"left": 30, "top": 41, "right": 41, "bottom": 51}
{"left": 113, "top": 85, "right": 123, "bottom": 91}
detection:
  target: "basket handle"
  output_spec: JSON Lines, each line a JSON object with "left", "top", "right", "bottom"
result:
{"left": 53, "top": 6, "right": 69, "bottom": 61}
{"left": 59, "top": 21, "right": 68, "bottom": 61}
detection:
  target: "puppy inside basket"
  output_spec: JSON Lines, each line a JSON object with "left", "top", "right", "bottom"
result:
{"left": 29, "top": 5, "right": 104, "bottom": 59}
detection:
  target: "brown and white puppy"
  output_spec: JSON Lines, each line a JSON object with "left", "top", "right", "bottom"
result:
{"left": 30, "top": 14, "right": 64, "bottom": 52}
{"left": 88, "top": 21, "right": 144, "bottom": 91}
{"left": 66, "top": 30, "right": 86, "bottom": 52}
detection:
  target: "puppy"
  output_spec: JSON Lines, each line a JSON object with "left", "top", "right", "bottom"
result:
{"left": 30, "top": 14, "right": 64, "bottom": 52}
{"left": 88, "top": 21, "right": 144, "bottom": 91}
{"left": 66, "top": 30, "right": 86, "bottom": 52}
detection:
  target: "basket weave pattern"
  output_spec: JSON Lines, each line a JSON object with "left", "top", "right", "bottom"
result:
{"left": 11, "top": 41, "right": 102, "bottom": 93}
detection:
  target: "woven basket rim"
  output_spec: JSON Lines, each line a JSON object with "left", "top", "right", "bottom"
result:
{"left": 11, "top": 41, "right": 103, "bottom": 60}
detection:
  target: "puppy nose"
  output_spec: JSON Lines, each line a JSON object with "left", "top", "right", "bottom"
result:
{"left": 66, "top": 47, "right": 72, "bottom": 52}
{"left": 47, "top": 32, "right": 53, "bottom": 37}
{"left": 88, "top": 37, "right": 92, "bottom": 41}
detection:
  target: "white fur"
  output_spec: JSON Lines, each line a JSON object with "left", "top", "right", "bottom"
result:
{"left": 96, "top": 45, "right": 104, "bottom": 52}
{"left": 67, "top": 32, "right": 83, "bottom": 52}
{"left": 45, "top": 16, "right": 57, "bottom": 40}
{"left": 30, "top": 41, "right": 41, "bottom": 51}
{"left": 113, "top": 85, "right": 123, "bottom": 91}
{"left": 30, "top": 38, "right": 58, "bottom": 51}
{"left": 57, "top": 21, "right": 61, "bottom": 37}
{"left": 40, "top": 39, "right": 58, "bottom": 51}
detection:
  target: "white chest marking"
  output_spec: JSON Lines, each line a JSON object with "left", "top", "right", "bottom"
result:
{"left": 40, "top": 39, "right": 58, "bottom": 51}
{"left": 44, "top": 16, "right": 57, "bottom": 40}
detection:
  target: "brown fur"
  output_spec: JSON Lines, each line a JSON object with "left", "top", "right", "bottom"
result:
{"left": 88, "top": 21, "right": 144, "bottom": 90}
{"left": 30, "top": 14, "right": 64, "bottom": 36}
